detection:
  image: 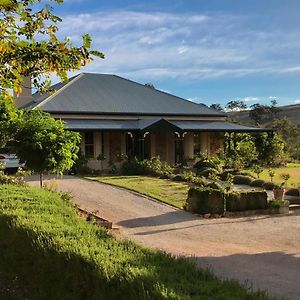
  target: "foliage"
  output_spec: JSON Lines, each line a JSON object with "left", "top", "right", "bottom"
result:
{"left": 253, "top": 133, "right": 285, "bottom": 166}
{"left": 10, "top": 109, "right": 80, "bottom": 185}
{"left": 0, "top": 167, "right": 27, "bottom": 185}
{"left": 285, "top": 188, "right": 300, "bottom": 197}
{"left": 71, "top": 151, "right": 90, "bottom": 174}
{"left": 186, "top": 187, "right": 225, "bottom": 215}
{"left": 198, "top": 167, "right": 220, "bottom": 178}
{"left": 252, "top": 165, "right": 263, "bottom": 179}
{"left": 280, "top": 173, "right": 290, "bottom": 187}
{"left": 209, "top": 103, "right": 223, "bottom": 111}
{"left": 249, "top": 100, "right": 281, "bottom": 124}
{"left": 0, "top": 0, "right": 103, "bottom": 97}
{"left": 271, "top": 118, "right": 300, "bottom": 161}
{"left": 268, "top": 169, "right": 276, "bottom": 182}
{"left": 194, "top": 154, "right": 222, "bottom": 171}
{"left": 262, "top": 181, "right": 275, "bottom": 191}
{"left": 121, "top": 156, "right": 173, "bottom": 177}
{"left": 267, "top": 199, "right": 289, "bottom": 209}
{"left": 249, "top": 179, "right": 266, "bottom": 187}
{"left": 226, "top": 190, "right": 268, "bottom": 212}
{"left": 232, "top": 175, "right": 253, "bottom": 185}
{"left": 186, "top": 186, "right": 268, "bottom": 214}
{"left": 225, "top": 100, "right": 247, "bottom": 111}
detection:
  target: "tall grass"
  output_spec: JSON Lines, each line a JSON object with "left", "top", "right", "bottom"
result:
{"left": 0, "top": 184, "right": 274, "bottom": 299}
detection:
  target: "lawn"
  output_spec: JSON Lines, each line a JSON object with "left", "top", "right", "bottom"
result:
{"left": 87, "top": 176, "right": 189, "bottom": 208}
{"left": 246, "top": 163, "right": 300, "bottom": 187}
{"left": 0, "top": 184, "right": 275, "bottom": 300}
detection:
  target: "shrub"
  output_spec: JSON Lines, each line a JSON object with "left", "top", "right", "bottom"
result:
{"left": 173, "top": 174, "right": 186, "bottom": 182}
{"left": 226, "top": 190, "right": 268, "bottom": 212}
{"left": 186, "top": 187, "right": 268, "bottom": 214}
{"left": 205, "top": 181, "right": 223, "bottom": 190}
{"left": 121, "top": 156, "right": 174, "bottom": 177}
{"left": 219, "top": 169, "right": 237, "bottom": 181}
{"left": 249, "top": 179, "right": 265, "bottom": 187}
{"left": 285, "top": 188, "right": 300, "bottom": 197}
{"left": 121, "top": 157, "right": 145, "bottom": 175}
{"left": 268, "top": 199, "right": 289, "bottom": 208}
{"left": 198, "top": 168, "right": 219, "bottom": 178}
{"left": 233, "top": 175, "right": 253, "bottom": 185}
{"left": 193, "top": 155, "right": 222, "bottom": 171}
{"left": 191, "top": 176, "right": 208, "bottom": 186}
{"left": 186, "top": 187, "right": 225, "bottom": 214}
{"left": 0, "top": 168, "right": 27, "bottom": 186}
{"left": 262, "top": 182, "right": 275, "bottom": 191}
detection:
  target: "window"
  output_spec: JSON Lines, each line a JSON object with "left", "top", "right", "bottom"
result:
{"left": 84, "top": 132, "right": 94, "bottom": 158}
{"left": 194, "top": 133, "right": 201, "bottom": 156}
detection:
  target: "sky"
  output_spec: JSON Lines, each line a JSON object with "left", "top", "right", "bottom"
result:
{"left": 48, "top": 0, "right": 300, "bottom": 107}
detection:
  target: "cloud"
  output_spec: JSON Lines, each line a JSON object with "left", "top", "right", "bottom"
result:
{"left": 242, "top": 96, "right": 260, "bottom": 102}
{"left": 52, "top": 10, "right": 300, "bottom": 82}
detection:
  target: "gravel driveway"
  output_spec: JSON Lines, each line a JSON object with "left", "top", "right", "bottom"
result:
{"left": 28, "top": 175, "right": 300, "bottom": 300}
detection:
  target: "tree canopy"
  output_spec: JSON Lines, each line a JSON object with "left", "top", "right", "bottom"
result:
{"left": 0, "top": 0, "right": 104, "bottom": 97}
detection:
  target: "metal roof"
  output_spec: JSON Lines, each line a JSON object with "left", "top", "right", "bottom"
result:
{"left": 31, "top": 73, "right": 226, "bottom": 117}
{"left": 64, "top": 118, "right": 271, "bottom": 133}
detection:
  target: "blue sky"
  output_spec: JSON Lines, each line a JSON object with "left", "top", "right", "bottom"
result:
{"left": 50, "top": 0, "right": 300, "bottom": 107}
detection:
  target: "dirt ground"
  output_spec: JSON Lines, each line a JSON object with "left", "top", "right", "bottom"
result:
{"left": 28, "top": 175, "right": 300, "bottom": 300}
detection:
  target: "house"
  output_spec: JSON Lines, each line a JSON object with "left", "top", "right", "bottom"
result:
{"left": 15, "top": 73, "right": 270, "bottom": 170}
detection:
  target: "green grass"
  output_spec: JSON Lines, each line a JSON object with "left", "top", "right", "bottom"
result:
{"left": 246, "top": 163, "right": 300, "bottom": 188}
{"left": 87, "top": 176, "right": 189, "bottom": 208}
{"left": 0, "top": 184, "right": 275, "bottom": 300}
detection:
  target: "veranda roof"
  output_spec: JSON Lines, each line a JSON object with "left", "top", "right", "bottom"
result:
{"left": 65, "top": 118, "right": 272, "bottom": 133}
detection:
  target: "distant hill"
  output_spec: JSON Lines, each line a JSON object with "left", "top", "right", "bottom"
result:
{"left": 229, "top": 103, "right": 300, "bottom": 126}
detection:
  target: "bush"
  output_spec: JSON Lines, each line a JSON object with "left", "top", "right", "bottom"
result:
{"left": 219, "top": 169, "right": 237, "bottom": 181}
{"left": 205, "top": 181, "right": 223, "bottom": 190}
{"left": 268, "top": 199, "right": 289, "bottom": 208}
{"left": 193, "top": 155, "right": 222, "bottom": 171}
{"left": 262, "top": 182, "right": 275, "bottom": 191}
{"left": 233, "top": 175, "right": 253, "bottom": 185}
{"left": 121, "top": 157, "right": 145, "bottom": 175}
{"left": 173, "top": 174, "right": 186, "bottom": 182}
{"left": 226, "top": 190, "right": 268, "bottom": 212}
{"left": 285, "top": 188, "right": 300, "bottom": 197}
{"left": 0, "top": 168, "right": 27, "bottom": 186}
{"left": 191, "top": 176, "right": 208, "bottom": 186}
{"left": 121, "top": 156, "right": 174, "bottom": 177}
{"left": 249, "top": 179, "right": 266, "bottom": 187}
{"left": 198, "top": 168, "right": 219, "bottom": 178}
{"left": 186, "top": 187, "right": 225, "bottom": 214}
{"left": 186, "top": 187, "right": 268, "bottom": 214}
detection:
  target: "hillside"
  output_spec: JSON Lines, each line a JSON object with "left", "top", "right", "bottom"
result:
{"left": 229, "top": 103, "right": 300, "bottom": 126}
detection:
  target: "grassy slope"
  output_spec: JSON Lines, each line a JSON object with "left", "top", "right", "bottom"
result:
{"left": 0, "top": 184, "right": 274, "bottom": 300}
{"left": 246, "top": 163, "right": 300, "bottom": 188}
{"left": 87, "top": 176, "right": 189, "bottom": 208}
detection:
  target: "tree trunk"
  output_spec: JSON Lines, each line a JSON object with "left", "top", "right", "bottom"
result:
{"left": 40, "top": 172, "right": 43, "bottom": 188}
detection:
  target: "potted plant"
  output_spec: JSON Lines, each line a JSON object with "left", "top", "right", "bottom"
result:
{"left": 273, "top": 182, "right": 285, "bottom": 200}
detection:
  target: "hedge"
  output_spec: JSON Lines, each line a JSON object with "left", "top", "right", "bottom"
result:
{"left": 226, "top": 190, "right": 268, "bottom": 212}
{"left": 285, "top": 188, "right": 300, "bottom": 197}
{"left": 186, "top": 187, "right": 224, "bottom": 214}
{"left": 249, "top": 179, "right": 265, "bottom": 187}
{"left": 262, "top": 182, "right": 275, "bottom": 191}
{"left": 197, "top": 168, "right": 219, "bottom": 178}
{"left": 233, "top": 175, "right": 253, "bottom": 185}
{"left": 186, "top": 187, "right": 268, "bottom": 214}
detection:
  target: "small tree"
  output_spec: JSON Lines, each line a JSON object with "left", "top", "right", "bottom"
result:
{"left": 268, "top": 169, "right": 275, "bottom": 182}
{"left": 280, "top": 173, "right": 290, "bottom": 188}
{"left": 252, "top": 165, "right": 263, "bottom": 179}
{"left": 11, "top": 110, "right": 80, "bottom": 187}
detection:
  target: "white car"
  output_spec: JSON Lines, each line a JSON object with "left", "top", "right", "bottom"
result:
{"left": 0, "top": 152, "right": 24, "bottom": 170}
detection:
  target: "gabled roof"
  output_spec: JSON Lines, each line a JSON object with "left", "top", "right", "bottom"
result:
{"left": 29, "top": 73, "right": 226, "bottom": 117}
